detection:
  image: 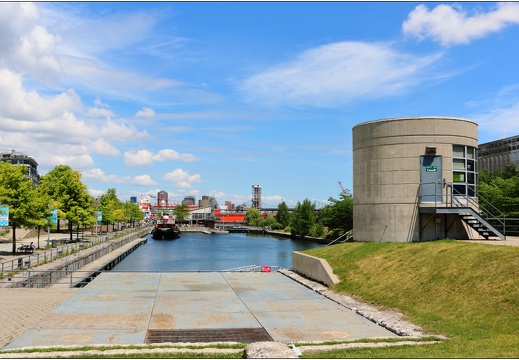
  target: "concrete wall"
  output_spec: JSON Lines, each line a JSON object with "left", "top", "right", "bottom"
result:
{"left": 352, "top": 116, "right": 478, "bottom": 242}
{"left": 292, "top": 251, "right": 340, "bottom": 287}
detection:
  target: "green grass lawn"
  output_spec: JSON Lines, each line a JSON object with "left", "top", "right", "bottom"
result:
{"left": 303, "top": 240, "right": 519, "bottom": 358}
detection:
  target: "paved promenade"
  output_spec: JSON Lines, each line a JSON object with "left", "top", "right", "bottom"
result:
{"left": 4, "top": 272, "right": 397, "bottom": 350}
{"left": 0, "top": 234, "right": 517, "bottom": 351}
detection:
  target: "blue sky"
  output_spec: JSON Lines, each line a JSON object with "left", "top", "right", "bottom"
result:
{"left": 1, "top": 2, "right": 519, "bottom": 207}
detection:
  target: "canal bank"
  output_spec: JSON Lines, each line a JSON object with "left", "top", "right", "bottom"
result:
{"left": 1, "top": 228, "right": 151, "bottom": 288}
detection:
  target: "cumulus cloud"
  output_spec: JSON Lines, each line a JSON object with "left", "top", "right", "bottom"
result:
{"left": 82, "top": 168, "right": 122, "bottom": 183}
{"left": 163, "top": 168, "right": 202, "bottom": 189}
{"left": 82, "top": 168, "right": 158, "bottom": 186}
{"left": 124, "top": 149, "right": 199, "bottom": 167}
{"left": 0, "top": 3, "right": 62, "bottom": 82}
{"left": 87, "top": 107, "right": 115, "bottom": 117}
{"left": 136, "top": 107, "right": 156, "bottom": 117}
{"left": 90, "top": 139, "right": 120, "bottom": 157}
{"left": 52, "top": 154, "right": 94, "bottom": 169}
{"left": 131, "top": 174, "right": 158, "bottom": 186}
{"left": 403, "top": 3, "right": 519, "bottom": 46}
{"left": 241, "top": 41, "right": 442, "bottom": 107}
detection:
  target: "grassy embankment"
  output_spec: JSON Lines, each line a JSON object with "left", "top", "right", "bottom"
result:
{"left": 302, "top": 240, "right": 519, "bottom": 358}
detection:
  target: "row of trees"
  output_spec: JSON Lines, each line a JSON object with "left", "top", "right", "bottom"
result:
{"left": 479, "top": 164, "right": 519, "bottom": 217}
{"left": 0, "top": 163, "right": 143, "bottom": 254}
{"left": 244, "top": 190, "right": 353, "bottom": 239}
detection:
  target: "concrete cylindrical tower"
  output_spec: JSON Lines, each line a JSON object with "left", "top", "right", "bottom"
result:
{"left": 352, "top": 116, "right": 478, "bottom": 242}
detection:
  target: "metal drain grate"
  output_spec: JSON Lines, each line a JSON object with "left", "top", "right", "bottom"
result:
{"left": 145, "top": 328, "right": 273, "bottom": 344}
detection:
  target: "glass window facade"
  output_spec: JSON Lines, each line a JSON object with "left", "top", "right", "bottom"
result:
{"left": 452, "top": 145, "right": 477, "bottom": 197}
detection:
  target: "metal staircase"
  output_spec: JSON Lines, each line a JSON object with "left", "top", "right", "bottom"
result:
{"left": 420, "top": 182, "right": 506, "bottom": 240}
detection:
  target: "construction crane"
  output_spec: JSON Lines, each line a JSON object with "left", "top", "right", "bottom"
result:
{"left": 338, "top": 181, "right": 348, "bottom": 196}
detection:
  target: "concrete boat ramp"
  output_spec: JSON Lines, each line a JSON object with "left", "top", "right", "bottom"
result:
{"left": 4, "top": 271, "right": 397, "bottom": 350}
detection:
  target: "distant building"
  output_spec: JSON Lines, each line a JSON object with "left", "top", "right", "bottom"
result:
{"left": 0, "top": 150, "right": 39, "bottom": 186}
{"left": 252, "top": 184, "right": 262, "bottom": 209}
{"left": 478, "top": 135, "right": 519, "bottom": 172}
{"left": 225, "top": 201, "right": 235, "bottom": 211}
{"left": 157, "top": 191, "right": 168, "bottom": 207}
{"left": 182, "top": 196, "right": 196, "bottom": 205}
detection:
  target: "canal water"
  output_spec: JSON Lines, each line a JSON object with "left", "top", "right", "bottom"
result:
{"left": 112, "top": 232, "right": 322, "bottom": 271}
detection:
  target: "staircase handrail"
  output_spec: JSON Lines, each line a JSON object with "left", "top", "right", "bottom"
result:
{"left": 419, "top": 181, "right": 506, "bottom": 236}
{"left": 326, "top": 229, "right": 353, "bottom": 246}
{"left": 446, "top": 183, "right": 506, "bottom": 236}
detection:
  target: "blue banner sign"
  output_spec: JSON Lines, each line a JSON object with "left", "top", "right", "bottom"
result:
{"left": 0, "top": 205, "right": 8, "bottom": 226}
{"left": 50, "top": 208, "right": 58, "bottom": 224}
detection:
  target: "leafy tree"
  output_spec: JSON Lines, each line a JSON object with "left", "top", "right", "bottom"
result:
{"left": 244, "top": 207, "right": 263, "bottom": 226}
{"left": 319, "top": 190, "right": 354, "bottom": 236}
{"left": 0, "top": 162, "right": 40, "bottom": 254}
{"left": 264, "top": 216, "right": 280, "bottom": 230}
{"left": 290, "top": 199, "right": 316, "bottom": 237}
{"left": 125, "top": 201, "right": 144, "bottom": 226}
{"left": 38, "top": 165, "right": 93, "bottom": 241}
{"left": 173, "top": 204, "right": 190, "bottom": 224}
{"left": 27, "top": 186, "right": 54, "bottom": 248}
{"left": 98, "top": 188, "right": 121, "bottom": 232}
{"left": 275, "top": 201, "right": 291, "bottom": 228}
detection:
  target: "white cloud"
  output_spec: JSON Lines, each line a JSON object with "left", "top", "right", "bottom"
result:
{"left": 403, "top": 3, "right": 519, "bottom": 46}
{"left": 163, "top": 169, "right": 202, "bottom": 189}
{"left": 124, "top": 149, "right": 199, "bottom": 167}
{"left": 131, "top": 174, "right": 158, "bottom": 186}
{"left": 94, "top": 97, "right": 109, "bottom": 108}
{"left": 0, "top": 3, "right": 62, "bottom": 82}
{"left": 90, "top": 139, "right": 120, "bottom": 157}
{"left": 154, "top": 149, "right": 198, "bottom": 162}
{"left": 241, "top": 41, "right": 442, "bottom": 108}
{"left": 87, "top": 107, "right": 115, "bottom": 117}
{"left": 52, "top": 154, "right": 94, "bottom": 169}
{"left": 82, "top": 168, "right": 158, "bottom": 186}
{"left": 136, "top": 107, "right": 156, "bottom": 117}
{"left": 124, "top": 149, "right": 155, "bottom": 167}
{"left": 82, "top": 168, "right": 122, "bottom": 183}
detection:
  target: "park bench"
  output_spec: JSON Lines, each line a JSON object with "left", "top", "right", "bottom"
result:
{"left": 17, "top": 244, "right": 34, "bottom": 253}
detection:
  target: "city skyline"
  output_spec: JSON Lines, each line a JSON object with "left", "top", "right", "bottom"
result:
{"left": 1, "top": 2, "right": 519, "bottom": 206}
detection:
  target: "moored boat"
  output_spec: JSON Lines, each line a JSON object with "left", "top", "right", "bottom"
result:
{"left": 152, "top": 214, "right": 180, "bottom": 240}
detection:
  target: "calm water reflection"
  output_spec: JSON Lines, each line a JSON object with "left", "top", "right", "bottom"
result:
{"left": 112, "top": 232, "right": 322, "bottom": 271}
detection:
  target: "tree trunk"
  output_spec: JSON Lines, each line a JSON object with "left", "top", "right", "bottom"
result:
{"left": 69, "top": 222, "right": 73, "bottom": 242}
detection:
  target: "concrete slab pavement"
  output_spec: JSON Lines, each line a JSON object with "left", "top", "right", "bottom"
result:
{"left": 4, "top": 272, "right": 398, "bottom": 350}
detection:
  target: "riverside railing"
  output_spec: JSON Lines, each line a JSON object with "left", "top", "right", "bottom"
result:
{"left": 0, "top": 266, "right": 281, "bottom": 288}
{"left": 0, "top": 227, "right": 152, "bottom": 274}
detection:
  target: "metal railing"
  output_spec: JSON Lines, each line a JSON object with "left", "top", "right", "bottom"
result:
{"left": 0, "top": 227, "right": 152, "bottom": 274}
{"left": 221, "top": 265, "right": 280, "bottom": 272}
{"left": 326, "top": 229, "right": 353, "bottom": 246}
{"left": 419, "top": 181, "right": 506, "bottom": 236}
{"left": 0, "top": 266, "right": 282, "bottom": 288}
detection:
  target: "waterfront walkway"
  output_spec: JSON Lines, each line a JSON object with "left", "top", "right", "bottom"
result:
{"left": 3, "top": 271, "right": 397, "bottom": 350}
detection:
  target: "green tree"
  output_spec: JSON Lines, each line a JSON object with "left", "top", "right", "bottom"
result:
{"left": 0, "top": 162, "right": 40, "bottom": 254}
{"left": 98, "top": 188, "right": 121, "bottom": 232}
{"left": 275, "top": 201, "right": 291, "bottom": 228}
{"left": 319, "top": 190, "right": 354, "bottom": 236}
{"left": 244, "top": 208, "right": 263, "bottom": 226}
{"left": 125, "top": 201, "right": 144, "bottom": 227}
{"left": 173, "top": 204, "right": 190, "bottom": 224}
{"left": 290, "top": 199, "right": 316, "bottom": 237}
{"left": 38, "top": 165, "right": 93, "bottom": 241}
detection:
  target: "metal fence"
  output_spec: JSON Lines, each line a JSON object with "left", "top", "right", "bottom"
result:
{"left": 1, "top": 266, "right": 281, "bottom": 288}
{"left": 0, "top": 227, "right": 151, "bottom": 275}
